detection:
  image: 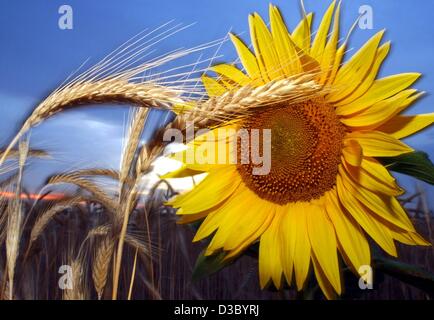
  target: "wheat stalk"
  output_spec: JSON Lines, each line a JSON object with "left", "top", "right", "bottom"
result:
{"left": 112, "top": 142, "right": 159, "bottom": 299}
{"left": 5, "top": 139, "right": 29, "bottom": 299}
{"left": 0, "top": 199, "right": 7, "bottom": 244}
{"left": 127, "top": 248, "right": 139, "bottom": 300}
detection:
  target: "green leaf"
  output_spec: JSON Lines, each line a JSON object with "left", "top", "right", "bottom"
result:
{"left": 191, "top": 250, "right": 230, "bottom": 281}
{"left": 379, "top": 151, "right": 434, "bottom": 185}
{"left": 373, "top": 255, "right": 434, "bottom": 296}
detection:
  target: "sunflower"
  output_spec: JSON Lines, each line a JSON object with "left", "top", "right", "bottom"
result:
{"left": 165, "top": 1, "right": 433, "bottom": 298}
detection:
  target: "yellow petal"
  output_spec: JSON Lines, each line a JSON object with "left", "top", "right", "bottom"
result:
{"left": 249, "top": 13, "right": 283, "bottom": 81}
{"left": 335, "top": 73, "right": 421, "bottom": 116}
{"left": 269, "top": 5, "right": 302, "bottom": 76}
{"left": 292, "top": 12, "right": 313, "bottom": 53}
{"left": 340, "top": 89, "right": 422, "bottom": 128}
{"left": 319, "top": 2, "right": 340, "bottom": 84}
{"left": 279, "top": 203, "right": 298, "bottom": 284}
{"left": 298, "top": 49, "right": 321, "bottom": 73}
{"left": 225, "top": 209, "right": 274, "bottom": 260}
{"left": 335, "top": 42, "right": 390, "bottom": 106}
{"left": 160, "top": 164, "right": 205, "bottom": 178}
{"left": 171, "top": 124, "right": 238, "bottom": 170}
{"left": 211, "top": 64, "right": 251, "bottom": 86}
{"left": 202, "top": 75, "right": 228, "bottom": 97}
{"left": 293, "top": 203, "right": 311, "bottom": 290}
{"left": 204, "top": 185, "right": 275, "bottom": 255}
{"left": 311, "top": 1, "right": 336, "bottom": 61}
{"left": 169, "top": 166, "right": 240, "bottom": 214}
{"left": 347, "top": 131, "right": 413, "bottom": 157}
{"left": 360, "top": 157, "right": 400, "bottom": 191}
{"left": 177, "top": 211, "right": 209, "bottom": 224}
{"left": 328, "top": 30, "right": 385, "bottom": 102}
{"left": 326, "top": 14, "right": 360, "bottom": 85}
{"left": 259, "top": 213, "right": 283, "bottom": 288}
{"left": 229, "top": 33, "right": 262, "bottom": 82}
{"left": 223, "top": 197, "right": 274, "bottom": 252}
{"left": 376, "top": 113, "right": 434, "bottom": 139}
{"left": 409, "top": 233, "right": 431, "bottom": 246}
{"left": 342, "top": 139, "right": 363, "bottom": 167}
{"left": 391, "top": 230, "right": 431, "bottom": 246}
{"left": 199, "top": 185, "right": 252, "bottom": 245}
{"left": 326, "top": 43, "right": 346, "bottom": 85}
{"left": 342, "top": 156, "right": 403, "bottom": 196}
{"left": 311, "top": 255, "right": 338, "bottom": 300}
{"left": 306, "top": 203, "right": 341, "bottom": 294}
{"left": 387, "top": 196, "right": 416, "bottom": 232}
{"left": 194, "top": 209, "right": 227, "bottom": 243}
{"left": 325, "top": 190, "right": 371, "bottom": 271}
{"left": 339, "top": 166, "right": 414, "bottom": 232}
{"left": 336, "top": 174, "right": 397, "bottom": 256}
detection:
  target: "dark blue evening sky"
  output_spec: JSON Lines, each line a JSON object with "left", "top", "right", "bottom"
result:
{"left": 0, "top": 0, "right": 433, "bottom": 198}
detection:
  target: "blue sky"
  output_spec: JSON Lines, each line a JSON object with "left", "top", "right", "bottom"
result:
{"left": 0, "top": 0, "right": 433, "bottom": 200}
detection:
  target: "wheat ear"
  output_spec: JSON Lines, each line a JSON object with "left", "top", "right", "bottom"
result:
{"left": 27, "top": 195, "right": 85, "bottom": 249}
{"left": 92, "top": 235, "right": 115, "bottom": 300}
{"left": 0, "top": 80, "right": 183, "bottom": 167}
{"left": 181, "top": 74, "right": 325, "bottom": 129}
{"left": 47, "top": 174, "right": 118, "bottom": 213}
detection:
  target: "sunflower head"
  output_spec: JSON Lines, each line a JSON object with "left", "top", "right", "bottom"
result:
{"left": 166, "top": 1, "right": 433, "bottom": 298}
{"left": 236, "top": 98, "right": 346, "bottom": 204}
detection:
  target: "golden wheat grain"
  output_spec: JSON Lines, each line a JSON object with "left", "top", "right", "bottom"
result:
{"left": 47, "top": 174, "right": 118, "bottom": 213}
{"left": 182, "top": 74, "right": 325, "bottom": 130}
{"left": 28, "top": 195, "right": 85, "bottom": 248}
{"left": 87, "top": 224, "right": 111, "bottom": 238}
{"left": 92, "top": 235, "right": 114, "bottom": 300}
{"left": 70, "top": 168, "right": 121, "bottom": 180}
{"left": 0, "top": 80, "right": 184, "bottom": 167}
{"left": 63, "top": 258, "right": 87, "bottom": 300}
{"left": 86, "top": 224, "right": 151, "bottom": 257}
{"left": 125, "top": 234, "right": 152, "bottom": 257}
{"left": 120, "top": 108, "right": 150, "bottom": 186}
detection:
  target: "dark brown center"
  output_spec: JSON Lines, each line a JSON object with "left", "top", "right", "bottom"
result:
{"left": 236, "top": 99, "right": 345, "bottom": 205}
